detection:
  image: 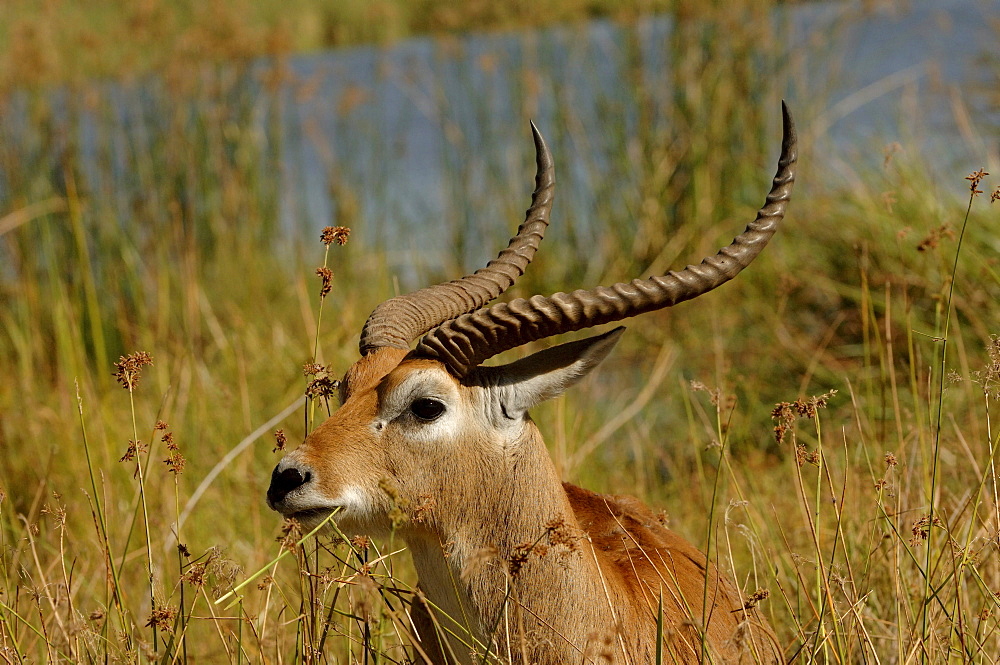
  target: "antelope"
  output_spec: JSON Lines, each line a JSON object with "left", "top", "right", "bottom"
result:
{"left": 267, "top": 103, "right": 796, "bottom": 664}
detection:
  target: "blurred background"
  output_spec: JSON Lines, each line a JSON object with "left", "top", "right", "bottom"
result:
{"left": 1, "top": 0, "right": 999, "bottom": 661}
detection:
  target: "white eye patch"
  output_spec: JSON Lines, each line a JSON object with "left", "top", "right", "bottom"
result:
{"left": 379, "top": 369, "right": 458, "bottom": 422}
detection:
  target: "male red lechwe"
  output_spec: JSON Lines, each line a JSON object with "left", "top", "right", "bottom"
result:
{"left": 268, "top": 104, "right": 796, "bottom": 664}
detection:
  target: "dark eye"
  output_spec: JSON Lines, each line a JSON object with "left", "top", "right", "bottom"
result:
{"left": 410, "top": 398, "right": 445, "bottom": 422}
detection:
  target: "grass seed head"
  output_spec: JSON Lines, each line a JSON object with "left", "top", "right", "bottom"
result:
{"left": 273, "top": 428, "right": 287, "bottom": 452}
{"left": 145, "top": 606, "right": 177, "bottom": 632}
{"left": 909, "top": 515, "right": 944, "bottom": 547}
{"left": 304, "top": 362, "right": 340, "bottom": 399}
{"left": 114, "top": 351, "right": 153, "bottom": 390}
{"left": 160, "top": 428, "right": 184, "bottom": 474}
{"left": 917, "top": 224, "right": 956, "bottom": 252}
{"left": 119, "top": 439, "right": 146, "bottom": 463}
{"left": 278, "top": 519, "right": 303, "bottom": 553}
{"left": 182, "top": 562, "right": 207, "bottom": 588}
{"left": 972, "top": 335, "right": 1000, "bottom": 400}
{"left": 966, "top": 168, "right": 988, "bottom": 195}
{"left": 316, "top": 266, "right": 334, "bottom": 297}
{"left": 321, "top": 225, "right": 351, "bottom": 246}
{"left": 741, "top": 588, "right": 770, "bottom": 611}
{"left": 508, "top": 542, "right": 533, "bottom": 577}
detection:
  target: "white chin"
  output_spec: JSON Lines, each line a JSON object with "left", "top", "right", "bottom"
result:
{"left": 288, "top": 487, "right": 390, "bottom": 538}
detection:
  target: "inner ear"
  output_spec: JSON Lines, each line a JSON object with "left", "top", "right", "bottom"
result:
{"left": 477, "top": 327, "right": 625, "bottom": 419}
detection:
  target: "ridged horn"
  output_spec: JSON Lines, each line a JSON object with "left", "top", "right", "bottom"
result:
{"left": 359, "top": 122, "right": 555, "bottom": 354}
{"left": 414, "top": 102, "right": 797, "bottom": 375}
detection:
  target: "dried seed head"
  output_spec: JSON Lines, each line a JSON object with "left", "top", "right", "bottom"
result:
{"left": 545, "top": 517, "right": 581, "bottom": 553}
{"left": 119, "top": 439, "right": 146, "bottom": 463}
{"left": 321, "top": 225, "right": 351, "bottom": 246}
{"left": 316, "top": 266, "right": 334, "bottom": 297}
{"left": 145, "top": 606, "right": 177, "bottom": 632}
{"left": 159, "top": 428, "right": 184, "bottom": 473}
{"left": 182, "top": 562, "right": 207, "bottom": 587}
{"left": 772, "top": 391, "right": 837, "bottom": 445}
{"left": 204, "top": 548, "right": 243, "bottom": 599}
{"left": 972, "top": 335, "right": 1000, "bottom": 400}
{"left": 508, "top": 542, "right": 532, "bottom": 577}
{"left": 303, "top": 362, "right": 340, "bottom": 400}
{"left": 909, "top": 515, "right": 944, "bottom": 547}
{"left": 114, "top": 351, "right": 153, "bottom": 390}
{"left": 966, "top": 169, "right": 988, "bottom": 196}
{"left": 306, "top": 375, "right": 339, "bottom": 400}
{"left": 917, "top": 224, "right": 956, "bottom": 252}
{"left": 794, "top": 443, "right": 819, "bottom": 467}
{"left": 163, "top": 448, "right": 185, "bottom": 474}
{"left": 278, "top": 519, "right": 303, "bottom": 553}
{"left": 740, "top": 588, "right": 770, "bottom": 611}
{"left": 273, "top": 429, "right": 287, "bottom": 453}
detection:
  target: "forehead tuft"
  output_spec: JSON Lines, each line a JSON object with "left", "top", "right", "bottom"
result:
{"left": 341, "top": 347, "right": 410, "bottom": 400}
{"left": 381, "top": 358, "right": 456, "bottom": 396}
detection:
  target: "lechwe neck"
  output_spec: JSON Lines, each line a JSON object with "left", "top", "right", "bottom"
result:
{"left": 403, "top": 425, "right": 633, "bottom": 665}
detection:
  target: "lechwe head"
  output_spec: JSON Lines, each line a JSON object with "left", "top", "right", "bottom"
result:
{"left": 268, "top": 104, "right": 796, "bottom": 664}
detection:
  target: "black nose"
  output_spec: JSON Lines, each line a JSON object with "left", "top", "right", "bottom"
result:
{"left": 267, "top": 465, "right": 311, "bottom": 506}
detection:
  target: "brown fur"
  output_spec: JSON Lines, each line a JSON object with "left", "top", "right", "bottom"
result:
{"left": 409, "top": 481, "right": 779, "bottom": 665}
{"left": 278, "top": 349, "right": 780, "bottom": 664}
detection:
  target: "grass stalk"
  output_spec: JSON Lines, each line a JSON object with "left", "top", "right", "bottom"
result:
{"left": 920, "top": 175, "right": 981, "bottom": 660}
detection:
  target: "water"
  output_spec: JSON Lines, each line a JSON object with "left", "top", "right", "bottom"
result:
{"left": 274, "top": 0, "right": 998, "bottom": 259}
{"left": 1, "top": 0, "right": 997, "bottom": 274}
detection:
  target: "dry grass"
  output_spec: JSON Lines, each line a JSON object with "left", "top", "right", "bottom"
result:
{"left": 0, "top": 0, "right": 681, "bottom": 92}
{"left": 2, "top": 1, "right": 1000, "bottom": 662}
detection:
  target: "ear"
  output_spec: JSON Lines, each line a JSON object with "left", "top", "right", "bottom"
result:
{"left": 480, "top": 327, "right": 625, "bottom": 419}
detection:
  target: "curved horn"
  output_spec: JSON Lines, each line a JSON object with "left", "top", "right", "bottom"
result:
{"left": 415, "top": 103, "right": 797, "bottom": 374}
{"left": 359, "top": 122, "right": 555, "bottom": 354}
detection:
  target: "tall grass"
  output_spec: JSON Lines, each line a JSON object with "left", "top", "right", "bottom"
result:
{"left": 0, "top": 0, "right": 677, "bottom": 91}
{"left": 2, "top": 1, "right": 1000, "bottom": 662}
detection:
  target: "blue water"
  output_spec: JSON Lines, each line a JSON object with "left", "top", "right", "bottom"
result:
{"left": 1, "top": 0, "right": 996, "bottom": 273}
{"left": 271, "top": 0, "right": 998, "bottom": 262}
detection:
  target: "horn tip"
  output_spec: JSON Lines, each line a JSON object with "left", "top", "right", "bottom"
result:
{"left": 529, "top": 120, "right": 553, "bottom": 171}
{"left": 780, "top": 101, "right": 797, "bottom": 156}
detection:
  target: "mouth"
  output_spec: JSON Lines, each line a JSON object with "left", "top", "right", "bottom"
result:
{"left": 286, "top": 507, "right": 336, "bottom": 522}
{"left": 269, "top": 486, "right": 369, "bottom": 532}
{"left": 278, "top": 506, "right": 342, "bottom": 533}
{"left": 268, "top": 491, "right": 339, "bottom": 518}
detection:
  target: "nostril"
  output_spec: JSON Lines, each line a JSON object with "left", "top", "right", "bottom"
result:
{"left": 266, "top": 464, "right": 312, "bottom": 507}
